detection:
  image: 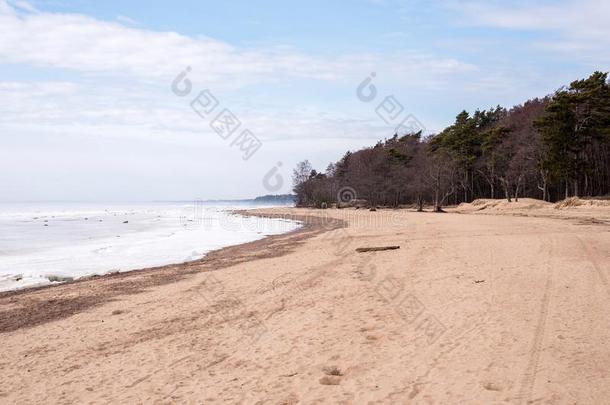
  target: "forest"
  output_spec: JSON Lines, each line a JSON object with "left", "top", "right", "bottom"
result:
{"left": 293, "top": 72, "right": 610, "bottom": 210}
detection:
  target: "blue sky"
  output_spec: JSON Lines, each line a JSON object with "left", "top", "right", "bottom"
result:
{"left": 0, "top": 0, "right": 608, "bottom": 201}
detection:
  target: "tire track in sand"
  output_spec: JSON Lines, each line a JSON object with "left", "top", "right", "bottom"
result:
{"left": 575, "top": 235, "right": 610, "bottom": 299}
{"left": 518, "top": 236, "right": 555, "bottom": 404}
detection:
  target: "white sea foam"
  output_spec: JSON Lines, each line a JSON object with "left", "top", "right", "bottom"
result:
{"left": 0, "top": 202, "right": 299, "bottom": 292}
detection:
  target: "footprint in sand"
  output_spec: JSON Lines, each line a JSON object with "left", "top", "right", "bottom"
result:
{"left": 319, "top": 365, "right": 343, "bottom": 385}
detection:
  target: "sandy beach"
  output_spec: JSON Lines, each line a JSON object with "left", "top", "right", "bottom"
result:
{"left": 1, "top": 204, "right": 609, "bottom": 404}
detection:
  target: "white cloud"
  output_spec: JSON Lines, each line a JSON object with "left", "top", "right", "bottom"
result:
{"left": 0, "top": 0, "right": 478, "bottom": 145}
{"left": 0, "top": 78, "right": 391, "bottom": 144}
{"left": 0, "top": 80, "right": 77, "bottom": 94}
{"left": 0, "top": 0, "right": 473, "bottom": 88}
{"left": 116, "top": 14, "right": 137, "bottom": 26}
{"left": 7, "top": 0, "right": 37, "bottom": 13}
{"left": 457, "top": 0, "right": 610, "bottom": 62}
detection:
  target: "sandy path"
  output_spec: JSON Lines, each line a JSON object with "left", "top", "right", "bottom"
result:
{"left": 0, "top": 208, "right": 609, "bottom": 404}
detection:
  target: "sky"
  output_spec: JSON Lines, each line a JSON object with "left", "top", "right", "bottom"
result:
{"left": 0, "top": 0, "right": 608, "bottom": 201}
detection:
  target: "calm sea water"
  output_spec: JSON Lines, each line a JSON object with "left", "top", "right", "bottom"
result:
{"left": 0, "top": 202, "right": 299, "bottom": 292}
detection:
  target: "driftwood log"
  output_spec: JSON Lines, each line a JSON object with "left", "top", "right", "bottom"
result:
{"left": 356, "top": 246, "right": 400, "bottom": 253}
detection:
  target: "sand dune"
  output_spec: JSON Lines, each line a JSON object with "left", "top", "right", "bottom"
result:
{"left": 453, "top": 197, "right": 610, "bottom": 226}
{"left": 1, "top": 205, "right": 609, "bottom": 403}
{"left": 456, "top": 197, "right": 553, "bottom": 211}
{"left": 456, "top": 196, "right": 610, "bottom": 212}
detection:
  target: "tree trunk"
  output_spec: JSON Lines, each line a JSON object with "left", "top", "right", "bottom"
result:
{"left": 584, "top": 174, "right": 589, "bottom": 196}
{"left": 514, "top": 175, "right": 522, "bottom": 202}
{"left": 537, "top": 183, "right": 545, "bottom": 201}
{"left": 460, "top": 170, "right": 470, "bottom": 203}
{"left": 573, "top": 180, "right": 579, "bottom": 197}
{"left": 538, "top": 182, "right": 547, "bottom": 202}
{"left": 538, "top": 169, "right": 548, "bottom": 202}
{"left": 471, "top": 170, "right": 475, "bottom": 202}
{"left": 501, "top": 179, "right": 511, "bottom": 202}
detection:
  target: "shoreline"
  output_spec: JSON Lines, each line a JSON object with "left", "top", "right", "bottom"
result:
{"left": 0, "top": 205, "right": 302, "bottom": 294}
{"left": 0, "top": 211, "right": 346, "bottom": 333}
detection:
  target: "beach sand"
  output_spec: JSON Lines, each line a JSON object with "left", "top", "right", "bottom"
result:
{"left": 1, "top": 205, "right": 609, "bottom": 404}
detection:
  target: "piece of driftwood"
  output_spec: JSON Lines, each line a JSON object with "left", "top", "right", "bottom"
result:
{"left": 356, "top": 246, "right": 400, "bottom": 253}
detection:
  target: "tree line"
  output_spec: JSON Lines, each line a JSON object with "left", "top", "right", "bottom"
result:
{"left": 293, "top": 72, "right": 610, "bottom": 210}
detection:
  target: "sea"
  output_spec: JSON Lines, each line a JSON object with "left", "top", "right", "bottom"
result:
{"left": 0, "top": 201, "right": 300, "bottom": 292}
